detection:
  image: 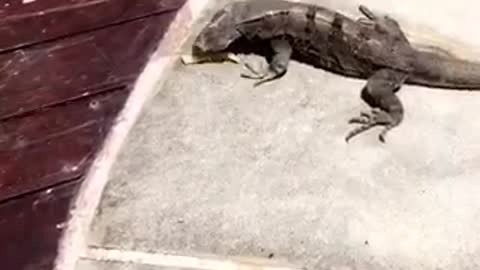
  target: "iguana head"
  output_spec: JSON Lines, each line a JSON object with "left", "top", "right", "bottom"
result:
{"left": 192, "top": 4, "right": 243, "bottom": 54}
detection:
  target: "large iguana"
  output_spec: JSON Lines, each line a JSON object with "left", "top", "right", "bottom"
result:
{"left": 182, "top": 0, "right": 480, "bottom": 142}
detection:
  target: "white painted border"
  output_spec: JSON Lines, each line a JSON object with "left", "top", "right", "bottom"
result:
{"left": 53, "top": 1, "right": 211, "bottom": 269}
{"left": 82, "top": 247, "right": 301, "bottom": 270}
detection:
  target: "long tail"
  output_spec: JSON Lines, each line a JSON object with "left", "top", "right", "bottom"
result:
{"left": 408, "top": 50, "right": 480, "bottom": 90}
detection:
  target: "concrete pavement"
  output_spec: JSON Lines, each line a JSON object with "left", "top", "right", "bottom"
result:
{"left": 75, "top": 1, "right": 480, "bottom": 269}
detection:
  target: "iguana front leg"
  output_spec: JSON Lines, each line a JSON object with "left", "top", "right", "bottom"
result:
{"left": 240, "top": 38, "right": 292, "bottom": 87}
{"left": 346, "top": 69, "right": 408, "bottom": 143}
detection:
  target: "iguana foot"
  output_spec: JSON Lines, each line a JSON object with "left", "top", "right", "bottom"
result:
{"left": 346, "top": 69, "right": 407, "bottom": 143}
{"left": 240, "top": 61, "right": 263, "bottom": 77}
{"left": 240, "top": 64, "right": 286, "bottom": 87}
{"left": 357, "top": 17, "right": 375, "bottom": 28}
{"left": 346, "top": 108, "right": 395, "bottom": 143}
{"left": 357, "top": 5, "right": 377, "bottom": 28}
{"left": 239, "top": 38, "right": 292, "bottom": 87}
{"left": 358, "top": 5, "right": 377, "bottom": 21}
{"left": 238, "top": 58, "right": 279, "bottom": 86}
{"left": 357, "top": 5, "right": 408, "bottom": 42}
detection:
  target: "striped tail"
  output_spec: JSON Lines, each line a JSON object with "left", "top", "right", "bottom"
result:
{"left": 408, "top": 50, "right": 480, "bottom": 90}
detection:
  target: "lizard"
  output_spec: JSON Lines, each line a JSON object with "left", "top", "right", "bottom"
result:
{"left": 182, "top": 0, "right": 480, "bottom": 143}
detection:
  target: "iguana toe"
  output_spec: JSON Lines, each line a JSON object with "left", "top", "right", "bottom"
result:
{"left": 345, "top": 109, "right": 395, "bottom": 142}
{"left": 345, "top": 122, "right": 377, "bottom": 142}
{"left": 378, "top": 124, "right": 395, "bottom": 143}
{"left": 348, "top": 111, "right": 375, "bottom": 124}
{"left": 241, "top": 67, "right": 285, "bottom": 87}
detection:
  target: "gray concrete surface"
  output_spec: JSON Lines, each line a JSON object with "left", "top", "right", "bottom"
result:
{"left": 84, "top": 1, "right": 480, "bottom": 270}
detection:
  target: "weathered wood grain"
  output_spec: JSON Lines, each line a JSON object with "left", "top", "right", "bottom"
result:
{"left": 0, "top": 0, "right": 184, "bottom": 52}
{"left": 0, "top": 88, "right": 129, "bottom": 202}
{"left": 0, "top": 1, "right": 187, "bottom": 269}
{"left": 0, "top": 12, "right": 176, "bottom": 120}
{"left": 0, "top": 180, "right": 81, "bottom": 270}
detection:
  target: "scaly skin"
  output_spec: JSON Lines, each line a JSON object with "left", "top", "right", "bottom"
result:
{"left": 189, "top": 0, "right": 480, "bottom": 142}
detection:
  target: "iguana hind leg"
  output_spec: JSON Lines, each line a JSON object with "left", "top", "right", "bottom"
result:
{"left": 356, "top": 5, "right": 376, "bottom": 27}
{"left": 346, "top": 69, "right": 407, "bottom": 143}
{"left": 241, "top": 38, "right": 292, "bottom": 87}
{"left": 357, "top": 5, "right": 409, "bottom": 42}
{"left": 358, "top": 5, "right": 377, "bottom": 21}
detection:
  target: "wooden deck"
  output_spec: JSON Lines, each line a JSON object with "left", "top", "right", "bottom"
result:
{"left": 0, "top": 1, "right": 186, "bottom": 269}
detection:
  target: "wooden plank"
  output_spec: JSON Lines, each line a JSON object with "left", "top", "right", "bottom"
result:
{"left": 0, "top": 180, "right": 80, "bottom": 270}
{"left": 0, "top": 0, "right": 185, "bottom": 52}
{"left": 0, "top": 2, "right": 187, "bottom": 269}
{"left": 0, "top": 89, "right": 129, "bottom": 202}
{"left": 0, "top": 11, "right": 176, "bottom": 120}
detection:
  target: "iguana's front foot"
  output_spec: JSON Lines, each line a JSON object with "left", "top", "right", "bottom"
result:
{"left": 240, "top": 61, "right": 263, "bottom": 78}
{"left": 240, "top": 38, "right": 292, "bottom": 87}
{"left": 240, "top": 62, "right": 286, "bottom": 87}
{"left": 346, "top": 108, "right": 396, "bottom": 143}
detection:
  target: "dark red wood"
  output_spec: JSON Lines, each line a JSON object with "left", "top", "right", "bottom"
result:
{"left": 0, "top": 180, "right": 81, "bottom": 270}
{"left": 0, "top": 11, "right": 177, "bottom": 120}
{"left": 0, "top": 89, "right": 129, "bottom": 202}
{"left": 0, "top": 0, "right": 184, "bottom": 52}
{"left": 0, "top": 0, "right": 187, "bottom": 269}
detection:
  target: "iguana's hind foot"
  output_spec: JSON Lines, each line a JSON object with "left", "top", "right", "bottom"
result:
{"left": 357, "top": 5, "right": 408, "bottom": 42}
{"left": 358, "top": 5, "right": 377, "bottom": 21}
{"left": 240, "top": 38, "right": 292, "bottom": 87}
{"left": 346, "top": 109, "right": 396, "bottom": 143}
{"left": 356, "top": 6, "right": 375, "bottom": 27}
{"left": 346, "top": 69, "right": 406, "bottom": 143}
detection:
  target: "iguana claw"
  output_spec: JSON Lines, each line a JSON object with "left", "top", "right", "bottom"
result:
{"left": 345, "top": 108, "right": 394, "bottom": 143}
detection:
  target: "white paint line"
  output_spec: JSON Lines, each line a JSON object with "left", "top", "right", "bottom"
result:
{"left": 53, "top": 1, "right": 212, "bottom": 270}
{"left": 83, "top": 247, "right": 302, "bottom": 270}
